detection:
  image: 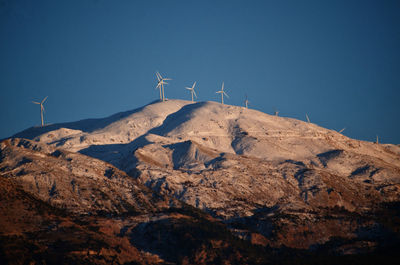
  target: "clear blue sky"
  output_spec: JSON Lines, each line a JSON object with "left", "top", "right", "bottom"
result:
{"left": 1, "top": 0, "right": 399, "bottom": 143}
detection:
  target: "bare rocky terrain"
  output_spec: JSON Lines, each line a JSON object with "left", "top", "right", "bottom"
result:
{"left": 2, "top": 99, "right": 400, "bottom": 264}
{"left": 0, "top": 138, "right": 270, "bottom": 264}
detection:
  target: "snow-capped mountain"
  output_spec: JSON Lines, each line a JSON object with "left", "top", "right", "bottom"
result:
{"left": 3, "top": 99, "right": 400, "bottom": 263}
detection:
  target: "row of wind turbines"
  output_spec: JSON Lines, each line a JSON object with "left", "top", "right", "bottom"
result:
{"left": 28, "top": 72, "right": 323, "bottom": 129}
{"left": 30, "top": 73, "right": 240, "bottom": 129}
{"left": 29, "top": 72, "right": 364, "bottom": 142}
{"left": 156, "top": 72, "right": 232, "bottom": 106}
{"left": 155, "top": 72, "right": 356, "bottom": 139}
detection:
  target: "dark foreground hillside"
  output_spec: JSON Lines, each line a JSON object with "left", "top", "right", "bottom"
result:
{"left": 1, "top": 182, "right": 400, "bottom": 265}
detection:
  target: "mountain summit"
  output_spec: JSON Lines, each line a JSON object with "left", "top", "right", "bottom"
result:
{"left": 3, "top": 99, "right": 400, "bottom": 263}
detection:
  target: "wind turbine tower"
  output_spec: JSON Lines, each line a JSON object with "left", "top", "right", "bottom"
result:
{"left": 185, "top": 81, "right": 197, "bottom": 102}
{"left": 216, "top": 82, "right": 229, "bottom": 104}
{"left": 155, "top": 72, "right": 171, "bottom": 102}
{"left": 32, "top": 96, "right": 48, "bottom": 127}
{"left": 244, "top": 94, "right": 249, "bottom": 109}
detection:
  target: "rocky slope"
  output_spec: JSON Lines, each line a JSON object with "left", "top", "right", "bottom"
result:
{"left": 0, "top": 138, "right": 273, "bottom": 264}
{"left": 5, "top": 99, "right": 400, "bottom": 262}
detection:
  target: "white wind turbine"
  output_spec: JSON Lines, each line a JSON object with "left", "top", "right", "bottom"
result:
{"left": 244, "top": 94, "right": 249, "bottom": 109}
{"left": 305, "top": 113, "right": 311, "bottom": 123}
{"left": 155, "top": 72, "right": 171, "bottom": 102}
{"left": 216, "top": 82, "right": 229, "bottom": 104}
{"left": 185, "top": 81, "right": 197, "bottom": 102}
{"left": 32, "top": 96, "right": 48, "bottom": 127}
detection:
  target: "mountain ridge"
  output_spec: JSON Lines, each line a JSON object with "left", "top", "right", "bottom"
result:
{"left": 2, "top": 99, "right": 400, "bottom": 262}
{"left": 12, "top": 99, "right": 400, "bottom": 164}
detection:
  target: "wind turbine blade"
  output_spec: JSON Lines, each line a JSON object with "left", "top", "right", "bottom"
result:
{"left": 185, "top": 87, "right": 192, "bottom": 90}
{"left": 223, "top": 91, "right": 229, "bottom": 98}
{"left": 222, "top": 82, "right": 224, "bottom": 91}
{"left": 156, "top": 72, "right": 161, "bottom": 81}
{"left": 192, "top": 81, "right": 196, "bottom": 88}
{"left": 41, "top": 96, "right": 48, "bottom": 104}
{"left": 32, "top": 101, "right": 40, "bottom": 104}
{"left": 163, "top": 78, "right": 172, "bottom": 81}
{"left": 193, "top": 90, "right": 197, "bottom": 98}
{"left": 306, "top": 114, "right": 310, "bottom": 123}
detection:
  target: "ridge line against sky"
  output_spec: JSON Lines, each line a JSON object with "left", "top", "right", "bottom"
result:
{"left": 0, "top": 0, "right": 399, "bottom": 144}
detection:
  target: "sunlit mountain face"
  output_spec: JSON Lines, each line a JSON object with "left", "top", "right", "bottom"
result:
{"left": 2, "top": 100, "right": 400, "bottom": 264}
